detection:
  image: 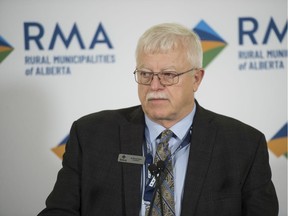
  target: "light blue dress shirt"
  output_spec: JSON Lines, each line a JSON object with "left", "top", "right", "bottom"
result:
{"left": 140, "top": 105, "right": 196, "bottom": 216}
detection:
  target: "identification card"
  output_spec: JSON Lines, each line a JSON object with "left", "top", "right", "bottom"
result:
{"left": 118, "top": 154, "right": 145, "bottom": 165}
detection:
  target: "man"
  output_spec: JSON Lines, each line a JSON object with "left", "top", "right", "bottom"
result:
{"left": 38, "top": 23, "right": 278, "bottom": 216}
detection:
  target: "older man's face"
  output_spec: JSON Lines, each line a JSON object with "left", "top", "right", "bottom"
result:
{"left": 137, "top": 47, "right": 204, "bottom": 128}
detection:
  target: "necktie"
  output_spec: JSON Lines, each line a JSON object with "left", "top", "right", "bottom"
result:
{"left": 148, "top": 129, "right": 175, "bottom": 216}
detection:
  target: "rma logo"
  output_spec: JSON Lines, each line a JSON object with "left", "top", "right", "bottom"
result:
{"left": 24, "top": 22, "right": 113, "bottom": 50}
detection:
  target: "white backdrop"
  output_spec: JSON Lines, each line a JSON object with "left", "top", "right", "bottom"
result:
{"left": 0, "top": 0, "right": 287, "bottom": 215}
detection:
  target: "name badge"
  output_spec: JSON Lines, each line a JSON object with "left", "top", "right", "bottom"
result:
{"left": 118, "top": 154, "right": 145, "bottom": 165}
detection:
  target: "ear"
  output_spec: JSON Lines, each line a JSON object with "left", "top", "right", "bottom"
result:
{"left": 193, "top": 69, "right": 205, "bottom": 92}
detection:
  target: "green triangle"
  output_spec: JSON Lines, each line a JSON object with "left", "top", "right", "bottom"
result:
{"left": 203, "top": 46, "right": 226, "bottom": 68}
{"left": 0, "top": 50, "right": 13, "bottom": 63}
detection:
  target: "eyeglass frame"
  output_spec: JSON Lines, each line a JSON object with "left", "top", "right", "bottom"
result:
{"left": 133, "top": 68, "right": 200, "bottom": 86}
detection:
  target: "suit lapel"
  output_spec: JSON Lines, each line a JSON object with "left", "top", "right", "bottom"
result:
{"left": 119, "top": 107, "right": 145, "bottom": 216}
{"left": 180, "top": 104, "right": 217, "bottom": 216}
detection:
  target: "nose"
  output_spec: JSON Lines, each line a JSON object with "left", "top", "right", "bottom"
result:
{"left": 150, "top": 74, "right": 165, "bottom": 90}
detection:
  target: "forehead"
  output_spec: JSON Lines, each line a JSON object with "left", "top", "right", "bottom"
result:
{"left": 137, "top": 48, "right": 189, "bottom": 69}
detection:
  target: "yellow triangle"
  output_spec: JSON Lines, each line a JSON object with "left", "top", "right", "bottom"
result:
{"left": 0, "top": 46, "right": 12, "bottom": 52}
{"left": 51, "top": 145, "right": 66, "bottom": 160}
{"left": 202, "top": 41, "right": 225, "bottom": 52}
{"left": 268, "top": 137, "right": 288, "bottom": 157}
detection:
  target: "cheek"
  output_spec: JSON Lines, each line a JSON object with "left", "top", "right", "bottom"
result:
{"left": 173, "top": 83, "right": 194, "bottom": 102}
{"left": 182, "top": 90, "right": 195, "bottom": 105}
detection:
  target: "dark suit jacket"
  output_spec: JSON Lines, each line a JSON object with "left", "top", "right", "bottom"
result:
{"left": 38, "top": 102, "right": 278, "bottom": 216}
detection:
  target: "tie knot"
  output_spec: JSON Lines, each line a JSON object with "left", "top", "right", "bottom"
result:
{"left": 160, "top": 129, "right": 173, "bottom": 143}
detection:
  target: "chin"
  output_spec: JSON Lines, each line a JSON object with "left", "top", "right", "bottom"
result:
{"left": 150, "top": 113, "right": 172, "bottom": 121}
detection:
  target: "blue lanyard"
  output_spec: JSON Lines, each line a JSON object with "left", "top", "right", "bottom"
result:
{"left": 143, "top": 126, "right": 192, "bottom": 202}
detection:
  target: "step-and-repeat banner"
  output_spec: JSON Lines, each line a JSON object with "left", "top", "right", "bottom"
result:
{"left": 0, "top": 0, "right": 287, "bottom": 215}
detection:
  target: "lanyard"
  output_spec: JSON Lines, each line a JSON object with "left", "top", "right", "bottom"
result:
{"left": 143, "top": 126, "right": 192, "bottom": 202}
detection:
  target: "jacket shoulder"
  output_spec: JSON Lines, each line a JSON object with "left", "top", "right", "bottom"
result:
{"left": 197, "top": 104, "right": 264, "bottom": 138}
{"left": 75, "top": 105, "right": 143, "bottom": 126}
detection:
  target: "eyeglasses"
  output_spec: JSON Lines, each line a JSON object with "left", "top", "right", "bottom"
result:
{"left": 133, "top": 68, "right": 198, "bottom": 86}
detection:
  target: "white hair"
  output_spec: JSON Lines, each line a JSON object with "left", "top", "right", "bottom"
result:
{"left": 135, "top": 23, "right": 203, "bottom": 68}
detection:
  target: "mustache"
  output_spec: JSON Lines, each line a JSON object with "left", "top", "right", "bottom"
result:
{"left": 146, "top": 92, "right": 169, "bottom": 100}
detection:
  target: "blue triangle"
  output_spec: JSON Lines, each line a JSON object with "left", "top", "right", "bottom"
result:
{"left": 272, "top": 122, "right": 288, "bottom": 139}
{"left": 194, "top": 20, "right": 225, "bottom": 43}
{"left": 0, "top": 36, "right": 12, "bottom": 47}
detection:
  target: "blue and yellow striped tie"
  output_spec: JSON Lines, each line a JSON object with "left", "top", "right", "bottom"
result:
{"left": 150, "top": 129, "right": 175, "bottom": 216}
